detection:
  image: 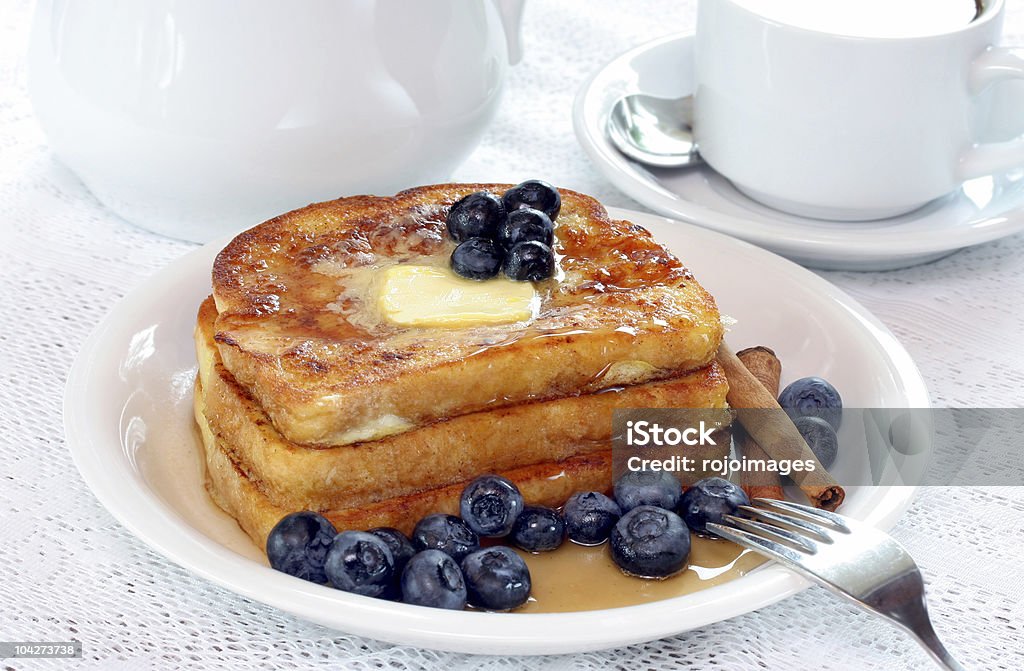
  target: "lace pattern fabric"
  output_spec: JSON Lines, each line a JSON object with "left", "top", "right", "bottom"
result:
{"left": 1, "top": 0, "right": 1022, "bottom": 668}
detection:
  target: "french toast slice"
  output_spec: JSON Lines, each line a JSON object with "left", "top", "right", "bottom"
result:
{"left": 212, "top": 183, "right": 724, "bottom": 447}
{"left": 194, "top": 386, "right": 614, "bottom": 549}
{"left": 196, "top": 296, "right": 730, "bottom": 511}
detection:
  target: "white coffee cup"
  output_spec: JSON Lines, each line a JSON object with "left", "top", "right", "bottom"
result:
{"left": 694, "top": 0, "right": 1024, "bottom": 221}
{"left": 28, "top": 0, "right": 524, "bottom": 242}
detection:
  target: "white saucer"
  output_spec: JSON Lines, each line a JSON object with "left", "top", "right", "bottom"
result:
{"left": 63, "top": 210, "right": 927, "bottom": 654}
{"left": 574, "top": 33, "right": 1024, "bottom": 271}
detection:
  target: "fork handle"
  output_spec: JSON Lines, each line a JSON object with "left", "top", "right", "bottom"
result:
{"left": 911, "top": 622, "right": 966, "bottom": 671}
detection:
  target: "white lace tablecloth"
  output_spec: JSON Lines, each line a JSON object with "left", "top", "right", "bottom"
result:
{"left": 2, "top": 0, "right": 1023, "bottom": 669}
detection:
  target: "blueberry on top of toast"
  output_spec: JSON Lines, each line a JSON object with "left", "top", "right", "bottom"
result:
{"left": 503, "top": 179, "right": 561, "bottom": 219}
{"left": 446, "top": 183, "right": 556, "bottom": 281}
{"left": 446, "top": 191, "right": 505, "bottom": 242}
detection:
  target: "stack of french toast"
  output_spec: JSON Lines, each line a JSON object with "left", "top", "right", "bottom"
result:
{"left": 192, "top": 184, "right": 729, "bottom": 549}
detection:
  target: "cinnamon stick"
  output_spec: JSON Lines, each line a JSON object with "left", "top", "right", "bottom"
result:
{"left": 735, "top": 346, "right": 786, "bottom": 501}
{"left": 718, "top": 343, "right": 845, "bottom": 511}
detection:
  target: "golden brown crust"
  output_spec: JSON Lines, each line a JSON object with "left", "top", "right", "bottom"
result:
{"left": 196, "top": 385, "right": 614, "bottom": 549}
{"left": 321, "top": 453, "right": 614, "bottom": 539}
{"left": 210, "top": 184, "right": 724, "bottom": 446}
{"left": 197, "top": 297, "right": 729, "bottom": 511}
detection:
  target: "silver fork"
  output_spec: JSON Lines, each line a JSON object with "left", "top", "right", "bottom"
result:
{"left": 707, "top": 498, "right": 966, "bottom": 671}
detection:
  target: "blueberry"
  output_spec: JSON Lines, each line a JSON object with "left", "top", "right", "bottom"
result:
{"left": 510, "top": 506, "right": 565, "bottom": 553}
{"left": 778, "top": 376, "right": 843, "bottom": 430}
{"left": 502, "top": 180, "right": 561, "bottom": 219}
{"left": 614, "top": 470, "right": 683, "bottom": 512}
{"left": 503, "top": 241, "right": 555, "bottom": 281}
{"left": 678, "top": 477, "right": 750, "bottom": 535}
{"left": 369, "top": 527, "right": 417, "bottom": 599}
{"left": 610, "top": 506, "right": 691, "bottom": 578}
{"left": 459, "top": 474, "right": 524, "bottom": 537}
{"left": 368, "top": 527, "right": 416, "bottom": 572}
{"left": 400, "top": 550, "right": 467, "bottom": 610}
{"left": 266, "top": 511, "right": 337, "bottom": 583}
{"left": 794, "top": 415, "right": 839, "bottom": 469}
{"left": 323, "top": 530, "right": 394, "bottom": 597}
{"left": 461, "top": 546, "right": 532, "bottom": 611}
{"left": 497, "top": 208, "right": 554, "bottom": 249}
{"left": 411, "top": 514, "right": 480, "bottom": 562}
{"left": 446, "top": 191, "right": 505, "bottom": 242}
{"left": 562, "top": 491, "right": 622, "bottom": 545}
{"left": 451, "top": 237, "right": 503, "bottom": 280}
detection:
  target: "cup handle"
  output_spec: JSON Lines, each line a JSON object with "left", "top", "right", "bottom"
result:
{"left": 959, "top": 47, "right": 1024, "bottom": 180}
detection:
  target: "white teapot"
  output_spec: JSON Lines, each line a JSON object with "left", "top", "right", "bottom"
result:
{"left": 28, "top": 0, "right": 525, "bottom": 242}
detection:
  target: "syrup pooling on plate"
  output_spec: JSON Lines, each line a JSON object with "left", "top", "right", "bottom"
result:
{"left": 516, "top": 536, "right": 766, "bottom": 613}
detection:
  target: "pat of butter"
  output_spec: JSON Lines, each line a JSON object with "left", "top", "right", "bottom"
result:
{"left": 379, "top": 265, "right": 538, "bottom": 327}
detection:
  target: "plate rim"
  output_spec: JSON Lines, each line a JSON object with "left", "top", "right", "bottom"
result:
{"left": 63, "top": 210, "right": 927, "bottom": 655}
{"left": 573, "top": 32, "right": 1024, "bottom": 262}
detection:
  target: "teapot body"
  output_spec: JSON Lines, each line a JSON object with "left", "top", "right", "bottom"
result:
{"left": 29, "top": 0, "right": 514, "bottom": 240}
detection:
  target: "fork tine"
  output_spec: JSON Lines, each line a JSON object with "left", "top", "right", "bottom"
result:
{"left": 705, "top": 522, "right": 809, "bottom": 565}
{"left": 724, "top": 515, "right": 820, "bottom": 554}
{"left": 753, "top": 498, "right": 851, "bottom": 533}
{"left": 737, "top": 505, "right": 835, "bottom": 543}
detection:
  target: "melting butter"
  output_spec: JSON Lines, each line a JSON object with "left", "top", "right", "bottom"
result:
{"left": 334, "top": 413, "right": 413, "bottom": 444}
{"left": 379, "top": 265, "right": 538, "bottom": 327}
{"left": 601, "top": 360, "right": 660, "bottom": 386}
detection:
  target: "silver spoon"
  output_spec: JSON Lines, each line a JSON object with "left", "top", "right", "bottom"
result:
{"left": 606, "top": 93, "right": 702, "bottom": 168}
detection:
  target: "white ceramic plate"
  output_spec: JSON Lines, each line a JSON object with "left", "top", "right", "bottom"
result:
{"left": 574, "top": 34, "right": 1024, "bottom": 271}
{"left": 64, "top": 209, "right": 928, "bottom": 655}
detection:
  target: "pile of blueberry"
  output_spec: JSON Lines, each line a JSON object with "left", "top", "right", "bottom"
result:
{"left": 264, "top": 377, "right": 844, "bottom": 606}
{"left": 778, "top": 376, "right": 843, "bottom": 469}
{"left": 266, "top": 474, "right": 541, "bottom": 611}
{"left": 446, "top": 180, "right": 561, "bottom": 282}
{"left": 265, "top": 471, "right": 755, "bottom": 607}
